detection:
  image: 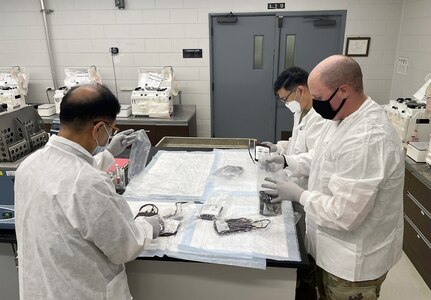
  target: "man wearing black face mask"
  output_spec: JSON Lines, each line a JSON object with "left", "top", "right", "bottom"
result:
{"left": 262, "top": 55, "right": 404, "bottom": 299}
{"left": 311, "top": 86, "right": 346, "bottom": 120}
{"left": 309, "top": 56, "right": 365, "bottom": 121}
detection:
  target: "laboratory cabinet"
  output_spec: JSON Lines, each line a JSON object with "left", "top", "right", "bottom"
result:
{"left": 40, "top": 104, "right": 197, "bottom": 145}
{"left": 113, "top": 124, "right": 192, "bottom": 146}
{"left": 403, "top": 159, "right": 431, "bottom": 290}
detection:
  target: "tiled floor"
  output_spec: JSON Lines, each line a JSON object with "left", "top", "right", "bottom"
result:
{"left": 380, "top": 252, "right": 431, "bottom": 300}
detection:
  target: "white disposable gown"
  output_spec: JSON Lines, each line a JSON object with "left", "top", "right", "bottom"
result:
{"left": 299, "top": 98, "right": 404, "bottom": 281}
{"left": 277, "top": 108, "right": 326, "bottom": 188}
{"left": 15, "top": 135, "right": 154, "bottom": 300}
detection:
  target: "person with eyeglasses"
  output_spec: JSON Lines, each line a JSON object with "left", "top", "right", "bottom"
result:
{"left": 15, "top": 84, "right": 162, "bottom": 300}
{"left": 261, "top": 66, "right": 326, "bottom": 190}
{"left": 262, "top": 55, "right": 404, "bottom": 299}
{"left": 261, "top": 67, "right": 326, "bottom": 299}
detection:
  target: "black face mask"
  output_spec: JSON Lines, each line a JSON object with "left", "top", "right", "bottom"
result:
{"left": 312, "top": 87, "right": 347, "bottom": 120}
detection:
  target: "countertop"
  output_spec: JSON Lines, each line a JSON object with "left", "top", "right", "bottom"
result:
{"left": 136, "top": 147, "right": 310, "bottom": 269}
{"left": 0, "top": 146, "right": 310, "bottom": 269}
{"left": 39, "top": 104, "right": 196, "bottom": 126}
{"left": 405, "top": 156, "right": 431, "bottom": 190}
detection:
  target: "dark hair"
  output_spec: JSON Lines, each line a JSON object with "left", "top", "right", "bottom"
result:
{"left": 59, "top": 84, "right": 120, "bottom": 130}
{"left": 273, "top": 67, "right": 309, "bottom": 95}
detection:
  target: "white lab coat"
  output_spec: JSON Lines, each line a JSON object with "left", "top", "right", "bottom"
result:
{"left": 15, "top": 135, "right": 154, "bottom": 300}
{"left": 277, "top": 108, "right": 326, "bottom": 188}
{"left": 299, "top": 98, "right": 404, "bottom": 281}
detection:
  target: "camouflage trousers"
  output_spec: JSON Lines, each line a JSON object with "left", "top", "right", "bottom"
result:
{"left": 296, "top": 255, "right": 387, "bottom": 300}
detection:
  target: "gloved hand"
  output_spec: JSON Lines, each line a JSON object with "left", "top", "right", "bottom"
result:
{"left": 140, "top": 216, "right": 164, "bottom": 239}
{"left": 261, "top": 155, "right": 286, "bottom": 172}
{"left": 260, "top": 141, "right": 277, "bottom": 153}
{"left": 261, "top": 177, "right": 304, "bottom": 203}
{"left": 106, "top": 129, "right": 137, "bottom": 156}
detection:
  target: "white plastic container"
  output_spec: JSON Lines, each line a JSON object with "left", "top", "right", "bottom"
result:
{"left": 118, "top": 105, "right": 132, "bottom": 118}
{"left": 37, "top": 104, "right": 56, "bottom": 117}
{"left": 407, "top": 142, "right": 428, "bottom": 162}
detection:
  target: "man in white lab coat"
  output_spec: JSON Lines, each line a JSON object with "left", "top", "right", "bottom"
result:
{"left": 263, "top": 55, "right": 404, "bottom": 299}
{"left": 262, "top": 67, "right": 326, "bottom": 299}
{"left": 263, "top": 66, "right": 326, "bottom": 189}
{"left": 15, "top": 84, "right": 161, "bottom": 300}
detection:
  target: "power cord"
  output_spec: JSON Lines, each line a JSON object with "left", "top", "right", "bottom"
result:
{"left": 110, "top": 47, "right": 119, "bottom": 98}
{"left": 45, "top": 87, "right": 53, "bottom": 104}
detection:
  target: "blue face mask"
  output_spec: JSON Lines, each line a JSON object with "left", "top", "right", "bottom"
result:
{"left": 92, "top": 146, "right": 105, "bottom": 155}
{"left": 92, "top": 124, "right": 111, "bottom": 156}
{"left": 312, "top": 87, "right": 347, "bottom": 120}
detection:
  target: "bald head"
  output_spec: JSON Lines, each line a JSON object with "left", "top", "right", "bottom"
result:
{"left": 310, "top": 55, "right": 363, "bottom": 92}
{"left": 66, "top": 85, "right": 101, "bottom": 104}
{"left": 308, "top": 55, "right": 368, "bottom": 120}
{"left": 60, "top": 84, "right": 120, "bottom": 131}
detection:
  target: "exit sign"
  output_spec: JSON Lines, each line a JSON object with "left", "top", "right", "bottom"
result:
{"left": 267, "top": 3, "right": 285, "bottom": 9}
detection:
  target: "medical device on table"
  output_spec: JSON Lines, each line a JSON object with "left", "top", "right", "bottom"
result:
{"left": 0, "top": 67, "right": 29, "bottom": 110}
{"left": 248, "top": 139, "right": 270, "bottom": 163}
{"left": 259, "top": 190, "right": 282, "bottom": 216}
{"left": 134, "top": 203, "right": 183, "bottom": 237}
{"left": 213, "top": 217, "right": 271, "bottom": 235}
{"left": 200, "top": 204, "right": 223, "bottom": 220}
{"left": 0, "top": 106, "right": 49, "bottom": 229}
{"left": 130, "top": 66, "right": 179, "bottom": 118}
{"left": 40, "top": 66, "right": 102, "bottom": 116}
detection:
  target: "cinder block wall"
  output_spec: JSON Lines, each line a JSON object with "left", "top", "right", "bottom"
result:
{"left": 0, "top": 0, "right": 406, "bottom": 137}
{"left": 390, "top": 0, "right": 431, "bottom": 100}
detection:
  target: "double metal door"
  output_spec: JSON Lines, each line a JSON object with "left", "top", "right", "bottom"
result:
{"left": 211, "top": 11, "right": 346, "bottom": 142}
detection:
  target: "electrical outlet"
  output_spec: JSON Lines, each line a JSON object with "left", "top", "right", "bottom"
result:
{"left": 397, "top": 57, "right": 408, "bottom": 75}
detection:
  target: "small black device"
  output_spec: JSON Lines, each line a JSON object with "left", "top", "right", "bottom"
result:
{"left": 110, "top": 47, "right": 119, "bottom": 55}
{"left": 114, "top": 0, "right": 125, "bottom": 9}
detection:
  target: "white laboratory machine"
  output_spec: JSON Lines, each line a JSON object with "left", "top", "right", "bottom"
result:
{"left": 0, "top": 106, "right": 49, "bottom": 230}
{"left": 385, "top": 74, "right": 431, "bottom": 145}
{"left": 130, "top": 66, "right": 179, "bottom": 118}
{"left": 0, "top": 67, "right": 29, "bottom": 110}
{"left": 50, "top": 66, "right": 102, "bottom": 114}
{"left": 427, "top": 134, "right": 431, "bottom": 166}
{"left": 384, "top": 98, "right": 431, "bottom": 144}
